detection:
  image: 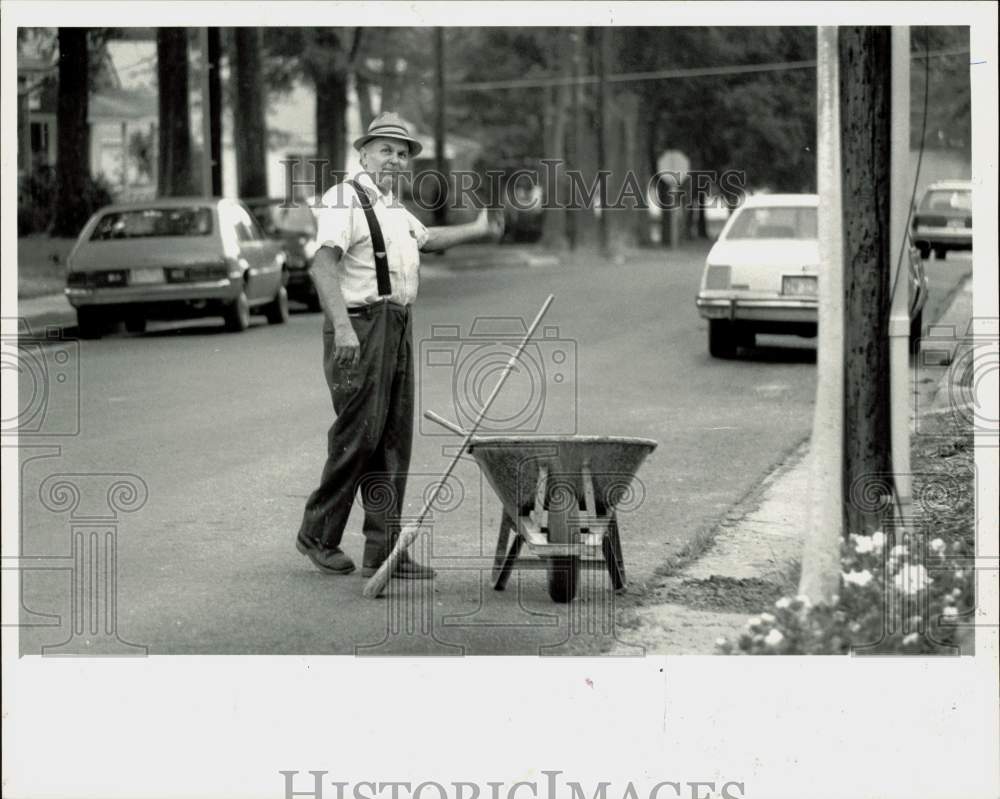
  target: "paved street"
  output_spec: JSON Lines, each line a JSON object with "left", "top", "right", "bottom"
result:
{"left": 15, "top": 247, "right": 968, "bottom": 655}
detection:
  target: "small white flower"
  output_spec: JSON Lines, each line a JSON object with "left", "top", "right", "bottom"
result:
{"left": 942, "top": 606, "right": 959, "bottom": 617}
{"left": 890, "top": 544, "right": 909, "bottom": 560}
{"left": 902, "top": 632, "right": 920, "bottom": 646}
{"left": 760, "top": 612, "right": 776, "bottom": 624}
{"left": 775, "top": 597, "right": 791, "bottom": 610}
{"left": 764, "top": 629, "right": 784, "bottom": 647}
{"left": 715, "top": 636, "right": 728, "bottom": 647}
{"left": 843, "top": 569, "right": 874, "bottom": 588}
{"left": 894, "top": 564, "right": 931, "bottom": 595}
{"left": 748, "top": 616, "right": 762, "bottom": 628}
{"left": 853, "top": 535, "right": 875, "bottom": 554}
{"left": 871, "top": 531, "right": 886, "bottom": 548}
{"left": 795, "top": 594, "right": 812, "bottom": 607}
{"left": 954, "top": 570, "right": 965, "bottom": 580}
{"left": 929, "top": 538, "right": 946, "bottom": 555}
{"left": 951, "top": 587, "right": 962, "bottom": 598}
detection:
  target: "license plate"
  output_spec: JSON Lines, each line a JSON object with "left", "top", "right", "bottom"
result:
{"left": 131, "top": 267, "right": 164, "bottom": 284}
{"left": 947, "top": 219, "right": 965, "bottom": 228}
{"left": 782, "top": 275, "right": 817, "bottom": 296}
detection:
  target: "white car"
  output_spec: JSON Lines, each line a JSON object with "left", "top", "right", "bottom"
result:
{"left": 695, "top": 194, "right": 926, "bottom": 358}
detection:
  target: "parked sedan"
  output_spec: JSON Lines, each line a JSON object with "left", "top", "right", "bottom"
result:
{"left": 695, "top": 194, "right": 927, "bottom": 358}
{"left": 244, "top": 197, "right": 321, "bottom": 311}
{"left": 65, "top": 197, "right": 288, "bottom": 338}
{"left": 912, "top": 179, "right": 972, "bottom": 260}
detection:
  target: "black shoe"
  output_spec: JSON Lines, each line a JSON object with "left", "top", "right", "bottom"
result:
{"left": 296, "top": 536, "right": 356, "bottom": 575}
{"left": 361, "top": 552, "right": 436, "bottom": 580}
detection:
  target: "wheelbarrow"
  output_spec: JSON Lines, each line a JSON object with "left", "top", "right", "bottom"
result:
{"left": 465, "top": 435, "right": 657, "bottom": 603}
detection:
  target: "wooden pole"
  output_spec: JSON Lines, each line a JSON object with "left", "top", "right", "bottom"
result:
{"left": 434, "top": 27, "right": 448, "bottom": 225}
{"left": 839, "top": 27, "right": 893, "bottom": 537}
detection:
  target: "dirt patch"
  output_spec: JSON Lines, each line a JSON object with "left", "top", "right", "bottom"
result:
{"left": 655, "top": 575, "right": 789, "bottom": 613}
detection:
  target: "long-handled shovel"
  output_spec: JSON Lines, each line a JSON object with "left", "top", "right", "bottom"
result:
{"left": 362, "top": 294, "right": 555, "bottom": 598}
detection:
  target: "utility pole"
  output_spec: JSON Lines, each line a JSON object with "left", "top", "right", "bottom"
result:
{"left": 596, "top": 26, "right": 611, "bottom": 257}
{"left": 839, "top": 27, "right": 893, "bottom": 537}
{"left": 434, "top": 27, "right": 447, "bottom": 225}
{"left": 800, "top": 26, "right": 845, "bottom": 604}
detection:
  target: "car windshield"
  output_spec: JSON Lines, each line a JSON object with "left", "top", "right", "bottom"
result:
{"left": 725, "top": 206, "right": 817, "bottom": 240}
{"left": 90, "top": 207, "right": 213, "bottom": 240}
{"left": 249, "top": 203, "right": 316, "bottom": 236}
{"left": 920, "top": 189, "right": 971, "bottom": 211}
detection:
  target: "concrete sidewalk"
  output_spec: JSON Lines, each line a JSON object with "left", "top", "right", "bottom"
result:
{"left": 610, "top": 274, "right": 976, "bottom": 655}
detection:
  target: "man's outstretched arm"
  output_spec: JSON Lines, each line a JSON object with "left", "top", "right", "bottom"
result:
{"left": 420, "top": 208, "right": 504, "bottom": 252}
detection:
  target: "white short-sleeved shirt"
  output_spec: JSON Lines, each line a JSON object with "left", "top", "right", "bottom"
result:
{"left": 314, "top": 172, "right": 429, "bottom": 308}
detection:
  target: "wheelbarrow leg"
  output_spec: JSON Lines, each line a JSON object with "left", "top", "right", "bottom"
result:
{"left": 492, "top": 512, "right": 523, "bottom": 591}
{"left": 602, "top": 512, "right": 627, "bottom": 592}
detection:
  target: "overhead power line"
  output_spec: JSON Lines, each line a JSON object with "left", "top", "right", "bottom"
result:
{"left": 449, "top": 47, "right": 970, "bottom": 92}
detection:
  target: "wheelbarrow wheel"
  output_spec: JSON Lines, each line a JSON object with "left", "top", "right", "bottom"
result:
{"left": 547, "top": 556, "right": 580, "bottom": 603}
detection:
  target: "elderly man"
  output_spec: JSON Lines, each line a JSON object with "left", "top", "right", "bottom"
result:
{"left": 296, "top": 112, "right": 500, "bottom": 580}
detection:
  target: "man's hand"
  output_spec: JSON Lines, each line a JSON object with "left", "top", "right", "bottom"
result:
{"left": 477, "top": 207, "right": 506, "bottom": 242}
{"left": 333, "top": 323, "right": 361, "bottom": 367}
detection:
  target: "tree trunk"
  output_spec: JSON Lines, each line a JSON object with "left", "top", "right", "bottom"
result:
{"left": 315, "top": 72, "right": 348, "bottom": 182}
{"left": 540, "top": 29, "right": 573, "bottom": 250}
{"left": 156, "top": 28, "right": 195, "bottom": 197}
{"left": 206, "top": 27, "right": 223, "bottom": 197}
{"left": 839, "top": 26, "right": 893, "bottom": 536}
{"left": 52, "top": 28, "right": 91, "bottom": 236}
{"left": 355, "top": 72, "right": 376, "bottom": 129}
{"left": 232, "top": 28, "right": 268, "bottom": 198}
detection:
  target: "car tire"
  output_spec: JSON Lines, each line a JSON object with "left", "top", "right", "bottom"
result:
{"left": 264, "top": 285, "right": 289, "bottom": 325}
{"left": 737, "top": 327, "right": 756, "bottom": 350}
{"left": 708, "top": 320, "right": 738, "bottom": 359}
{"left": 76, "top": 308, "right": 104, "bottom": 340}
{"left": 124, "top": 316, "right": 146, "bottom": 334}
{"left": 224, "top": 290, "right": 251, "bottom": 332}
{"left": 546, "top": 556, "right": 580, "bottom": 603}
{"left": 933, "top": 245, "right": 947, "bottom": 260}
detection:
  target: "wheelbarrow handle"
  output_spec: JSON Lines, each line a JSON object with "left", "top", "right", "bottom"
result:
{"left": 423, "top": 410, "right": 468, "bottom": 437}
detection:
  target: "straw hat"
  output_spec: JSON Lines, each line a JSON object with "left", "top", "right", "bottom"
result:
{"left": 353, "top": 111, "right": 423, "bottom": 157}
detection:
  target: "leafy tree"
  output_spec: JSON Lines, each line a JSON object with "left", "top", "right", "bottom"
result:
{"left": 262, "top": 28, "right": 366, "bottom": 179}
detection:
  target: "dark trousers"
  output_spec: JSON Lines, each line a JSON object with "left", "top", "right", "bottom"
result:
{"left": 297, "top": 302, "right": 413, "bottom": 566}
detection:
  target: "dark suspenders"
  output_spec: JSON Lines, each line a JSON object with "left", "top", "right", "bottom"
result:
{"left": 345, "top": 180, "right": 392, "bottom": 298}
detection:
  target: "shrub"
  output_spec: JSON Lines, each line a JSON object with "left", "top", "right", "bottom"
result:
{"left": 18, "top": 164, "right": 114, "bottom": 237}
{"left": 717, "top": 530, "right": 974, "bottom": 655}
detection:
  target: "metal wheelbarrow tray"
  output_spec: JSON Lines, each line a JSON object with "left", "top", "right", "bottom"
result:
{"left": 465, "top": 435, "right": 657, "bottom": 603}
